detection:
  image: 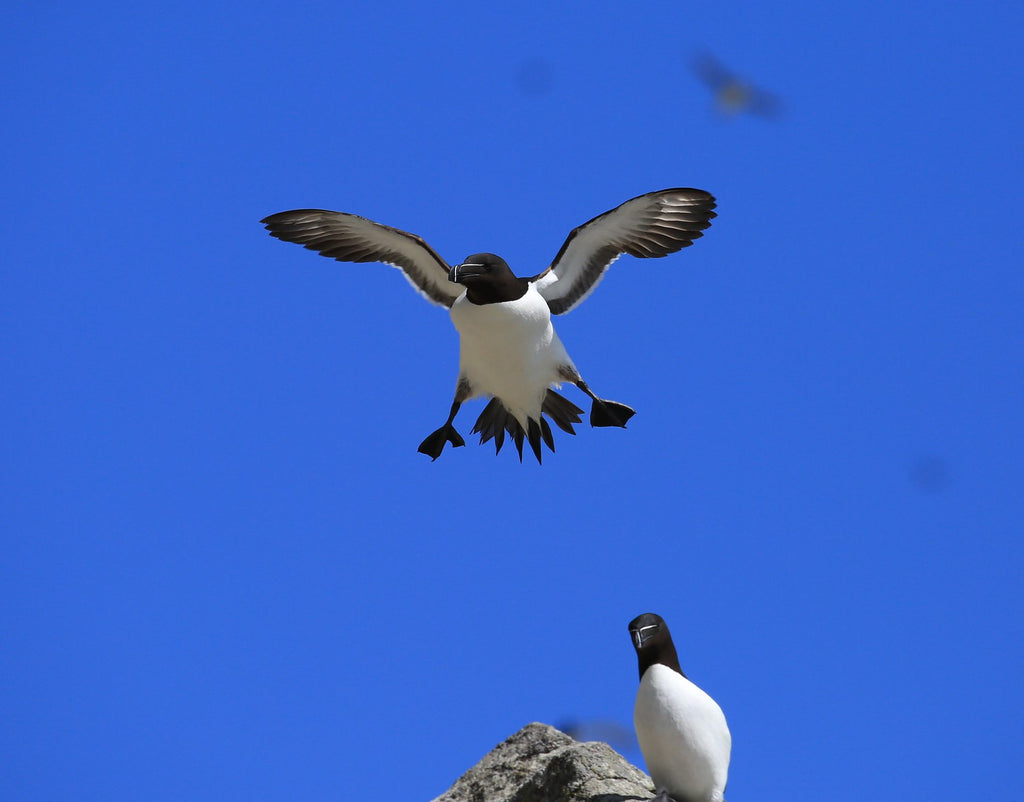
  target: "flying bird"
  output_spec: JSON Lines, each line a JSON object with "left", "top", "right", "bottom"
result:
{"left": 629, "top": 613, "right": 731, "bottom": 802}
{"left": 690, "top": 51, "right": 782, "bottom": 119}
{"left": 261, "top": 188, "right": 716, "bottom": 463}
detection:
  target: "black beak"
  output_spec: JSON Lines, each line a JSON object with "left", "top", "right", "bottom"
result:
{"left": 449, "top": 262, "right": 484, "bottom": 284}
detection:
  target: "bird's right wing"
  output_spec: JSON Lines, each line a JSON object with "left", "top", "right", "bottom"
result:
{"left": 261, "top": 210, "right": 463, "bottom": 308}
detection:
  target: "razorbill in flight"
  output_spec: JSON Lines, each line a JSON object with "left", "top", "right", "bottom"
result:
{"left": 261, "top": 188, "right": 716, "bottom": 462}
{"left": 629, "top": 613, "right": 731, "bottom": 802}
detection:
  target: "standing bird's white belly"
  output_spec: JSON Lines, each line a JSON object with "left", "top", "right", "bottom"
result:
{"left": 634, "top": 664, "right": 732, "bottom": 802}
{"left": 449, "top": 285, "right": 575, "bottom": 426}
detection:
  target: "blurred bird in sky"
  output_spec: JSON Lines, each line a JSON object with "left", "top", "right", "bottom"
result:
{"left": 690, "top": 50, "right": 782, "bottom": 119}
{"left": 557, "top": 718, "right": 640, "bottom": 756}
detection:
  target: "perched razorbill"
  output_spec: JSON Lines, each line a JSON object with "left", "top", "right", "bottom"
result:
{"left": 261, "top": 188, "right": 716, "bottom": 462}
{"left": 629, "top": 613, "right": 731, "bottom": 802}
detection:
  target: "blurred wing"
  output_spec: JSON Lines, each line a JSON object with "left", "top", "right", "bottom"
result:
{"left": 260, "top": 210, "right": 461, "bottom": 308}
{"left": 530, "top": 189, "right": 717, "bottom": 315}
{"left": 746, "top": 86, "right": 784, "bottom": 118}
{"left": 690, "top": 51, "right": 736, "bottom": 90}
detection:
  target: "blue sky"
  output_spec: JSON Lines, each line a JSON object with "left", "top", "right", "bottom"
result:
{"left": 3, "top": 2, "right": 1022, "bottom": 800}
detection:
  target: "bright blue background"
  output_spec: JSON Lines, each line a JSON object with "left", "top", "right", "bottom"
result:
{"left": 4, "top": 2, "right": 1022, "bottom": 800}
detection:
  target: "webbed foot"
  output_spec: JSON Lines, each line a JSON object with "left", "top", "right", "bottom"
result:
{"left": 572, "top": 378, "right": 635, "bottom": 428}
{"left": 417, "top": 424, "right": 465, "bottom": 460}
{"left": 589, "top": 398, "right": 636, "bottom": 428}
{"left": 418, "top": 399, "right": 465, "bottom": 460}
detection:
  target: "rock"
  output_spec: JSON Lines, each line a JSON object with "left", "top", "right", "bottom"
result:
{"left": 432, "top": 722, "right": 655, "bottom": 802}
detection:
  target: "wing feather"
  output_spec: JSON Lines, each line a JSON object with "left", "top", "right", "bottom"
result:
{"left": 261, "top": 209, "right": 461, "bottom": 308}
{"left": 530, "top": 189, "right": 716, "bottom": 315}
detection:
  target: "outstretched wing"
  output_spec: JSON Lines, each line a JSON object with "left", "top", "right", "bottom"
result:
{"left": 261, "top": 210, "right": 462, "bottom": 308}
{"left": 530, "top": 189, "right": 717, "bottom": 315}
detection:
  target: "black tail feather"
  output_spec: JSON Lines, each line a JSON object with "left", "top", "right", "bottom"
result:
{"left": 527, "top": 418, "right": 544, "bottom": 464}
{"left": 470, "top": 394, "right": 580, "bottom": 463}
{"left": 472, "top": 398, "right": 509, "bottom": 454}
{"left": 540, "top": 417, "right": 555, "bottom": 452}
{"left": 542, "top": 389, "right": 584, "bottom": 435}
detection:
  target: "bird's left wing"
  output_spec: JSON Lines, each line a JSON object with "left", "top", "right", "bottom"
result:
{"left": 529, "top": 189, "right": 717, "bottom": 315}
{"left": 261, "top": 210, "right": 462, "bottom": 308}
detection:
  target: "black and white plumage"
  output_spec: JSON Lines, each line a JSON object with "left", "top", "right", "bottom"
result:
{"left": 629, "top": 613, "right": 731, "bottom": 802}
{"left": 261, "top": 188, "right": 716, "bottom": 462}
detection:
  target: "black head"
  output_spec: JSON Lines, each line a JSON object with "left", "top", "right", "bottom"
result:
{"left": 448, "top": 252, "right": 528, "bottom": 305}
{"left": 628, "top": 612, "right": 685, "bottom": 680}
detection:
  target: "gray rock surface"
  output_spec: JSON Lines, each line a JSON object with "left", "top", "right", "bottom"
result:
{"left": 432, "top": 722, "right": 655, "bottom": 802}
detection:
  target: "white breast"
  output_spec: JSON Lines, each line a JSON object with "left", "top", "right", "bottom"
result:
{"left": 634, "top": 664, "right": 731, "bottom": 802}
{"left": 449, "top": 284, "right": 575, "bottom": 425}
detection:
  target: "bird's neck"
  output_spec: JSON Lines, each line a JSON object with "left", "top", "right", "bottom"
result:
{"left": 638, "top": 643, "right": 686, "bottom": 680}
{"left": 465, "top": 277, "right": 530, "bottom": 305}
